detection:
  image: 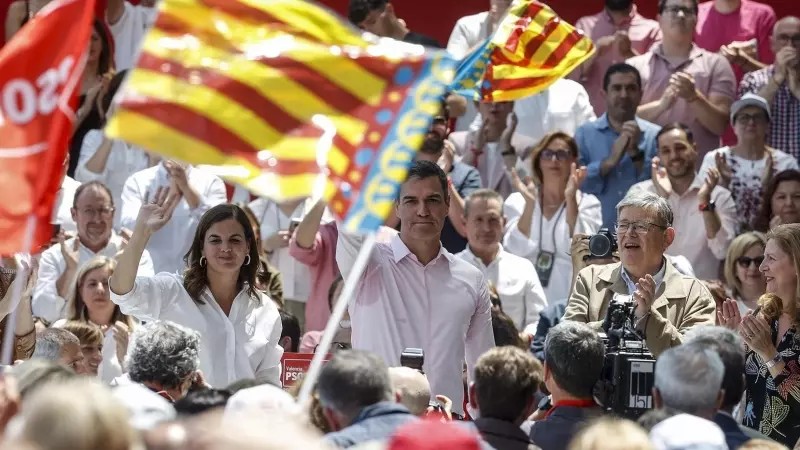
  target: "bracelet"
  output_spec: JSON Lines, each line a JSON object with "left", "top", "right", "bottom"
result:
{"left": 765, "top": 352, "right": 782, "bottom": 369}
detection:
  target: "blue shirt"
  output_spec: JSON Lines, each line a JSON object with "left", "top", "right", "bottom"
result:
{"left": 575, "top": 114, "right": 661, "bottom": 227}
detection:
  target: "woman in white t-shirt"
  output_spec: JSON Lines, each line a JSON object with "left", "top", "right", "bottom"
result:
{"left": 503, "top": 131, "right": 602, "bottom": 302}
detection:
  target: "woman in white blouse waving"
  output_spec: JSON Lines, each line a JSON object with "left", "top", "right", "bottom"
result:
{"left": 109, "top": 189, "right": 283, "bottom": 388}
{"left": 504, "top": 131, "right": 602, "bottom": 303}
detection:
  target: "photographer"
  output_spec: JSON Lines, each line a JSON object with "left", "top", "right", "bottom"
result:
{"left": 563, "top": 190, "right": 715, "bottom": 357}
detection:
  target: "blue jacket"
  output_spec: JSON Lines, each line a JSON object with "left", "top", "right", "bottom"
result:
{"left": 324, "top": 402, "right": 418, "bottom": 448}
{"left": 529, "top": 405, "right": 604, "bottom": 450}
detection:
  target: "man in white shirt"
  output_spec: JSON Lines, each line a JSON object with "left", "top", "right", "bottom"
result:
{"left": 34, "top": 181, "right": 155, "bottom": 323}
{"left": 120, "top": 161, "right": 227, "bottom": 274}
{"left": 336, "top": 160, "right": 495, "bottom": 416}
{"left": 628, "top": 123, "right": 736, "bottom": 280}
{"left": 456, "top": 189, "right": 547, "bottom": 337}
{"left": 107, "top": 0, "right": 157, "bottom": 70}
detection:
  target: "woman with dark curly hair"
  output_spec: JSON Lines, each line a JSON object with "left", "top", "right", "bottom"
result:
{"left": 753, "top": 170, "right": 800, "bottom": 232}
{"left": 110, "top": 192, "right": 283, "bottom": 388}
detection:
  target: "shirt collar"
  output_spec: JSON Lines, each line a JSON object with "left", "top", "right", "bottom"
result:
{"left": 620, "top": 258, "right": 667, "bottom": 294}
{"left": 391, "top": 233, "right": 450, "bottom": 265}
{"left": 652, "top": 43, "right": 704, "bottom": 63}
{"left": 463, "top": 244, "right": 504, "bottom": 267}
{"left": 602, "top": 5, "right": 638, "bottom": 25}
{"left": 595, "top": 113, "right": 646, "bottom": 132}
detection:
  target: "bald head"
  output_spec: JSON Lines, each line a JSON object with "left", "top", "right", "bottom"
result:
{"left": 389, "top": 367, "right": 431, "bottom": 417}
{"left": 775, "top": 16, "right": 800, "bottom": 34}
{"left": 773, "top": 16, "right": 800, "bottom": 56}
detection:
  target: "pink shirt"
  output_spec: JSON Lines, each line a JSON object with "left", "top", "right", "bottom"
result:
{"left": 573, "top": 6, "right": 662, "bottom": 116}
{"left": 627, "top": 44, "right": 736, "bottom": 159}
{"left": 336, "top": 232, "right": 495, "bottom": 415}
{"left": 289, "top": 222, "right": 340, "bottom": 332}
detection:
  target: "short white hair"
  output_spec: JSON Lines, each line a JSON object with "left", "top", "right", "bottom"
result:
{"left": 654, "top": 345, "right": 724, "bottom": 414}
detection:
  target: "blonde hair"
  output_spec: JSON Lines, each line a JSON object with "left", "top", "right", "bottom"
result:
{"left": 740, "top": 439, "right": 790, "bottom": 450}
{"left": 760, "top": 224, "right": 800, "bottom": 322}
{"left": 60, "top": 321, "right": 103, "bottom": 347}
{"left": 724, "top": 232, "right": 767, "bottom": 298}
{"left": 568, "top": 417, "right": 654, "bottom": 450}
{"left": 65, "top": 256, "right": 134, "bottom": 329}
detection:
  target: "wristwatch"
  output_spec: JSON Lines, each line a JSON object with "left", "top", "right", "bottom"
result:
{"left": 766, "top": 352, "right": 782, "bottom": 369}
{"left": 699, "top": 201, "right": 716, "bottom": 212}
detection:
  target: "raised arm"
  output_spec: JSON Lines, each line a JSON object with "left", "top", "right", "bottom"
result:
{"left": 289, "top": 199, "right": 328, "bottom": 265}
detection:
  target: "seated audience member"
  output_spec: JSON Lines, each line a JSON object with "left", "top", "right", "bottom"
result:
{"left": 458, "top": 189, "right": 547, "bottom": 336}
{"left": 738, "top": 16, "right": 800, "bottom": 160}
{"left": 174, "top": 388, "right": 233, "bottom": 417}
{"left": 279, "top": 310, "right": 301, "bottom": 353}
{"left": 239, "top": 203, "right": 284, "bottom": 308}
{"left": 529, "top": 322, "right": 605, "bottom": 450}
{"left": 57, "top": 321, "right": 103, "bottom": 379}
{"left": 698, "top": 94, "right": 799, "bottom": 229}
{"left": 31, "top": 328, "right": 85, "bottom": 374}
{"left": 653, "top": 345, "right": 725, "bottom": 420}
{"left": 628, "top": 123, "right": 737, "bottom": 280}
{"left": 34, "top": 181, "right": 155, "bottom": 323}
{"left": 469, "top": 346, "right": 542, "bottom": 450}
{"left": 649, "top": 414, "right": 728, "bottom": 450}
{"left": 576, "top": 63, "right": 660, "bottom": 228}
{"left": 106, "top": 0, "right": 157, "bottom": 70}
{"left": 723, "top": 232, "right": 768, "bottom": 314}
{"left": 753, "top": 170, "right": 800, "bottom": 232}
{"left": 120, "top": 161, "right": 227, "bottom": 274}
{"left": 347, "top": 0, "right": 441, "bottom": 47}
{"left": 564, "top": 191, "right": 715, "bottom": 357}
{"left": 389, "top": 367, "right": 431, "bottom": 418}
{"left": 685, "top": 326, "right": 772, "bottom": 449}
{"left": 628, "top": 0, "right": 736, "bottom": 160}
{"left": 505, "top": 132, "right": 602, "bottom": 302}
{"left": 569, "top": 417, "right": 655, "bottom": 450}
{"left": 125, "top": 321, "right": 202, "bottom": 403}
{"left": 55, "top": 256, "right": 135, "bottom": 383}
{"left": 317, "top": 350, "right": 417, "bottom": 448}
{"left": 8, "top": 359, "right": 77, "bottom": 399}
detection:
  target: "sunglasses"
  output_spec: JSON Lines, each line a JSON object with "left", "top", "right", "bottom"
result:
{"left": 736, "top": 256, "right": 764, "bottom": 268}
{"left": 540, "top": 149, "right": 571, "bottom": 161}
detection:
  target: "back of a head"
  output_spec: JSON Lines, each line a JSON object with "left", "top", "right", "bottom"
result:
{"left": 15, "top": 378, "right": 135, "bottom": 450}
{"left": 348, "top": 0, "right": 387, "bottom": 26}
{"left": 684, "top": 326, "right": 746, "bottom": 411}
{"left": 31, "top": 328, "right": 78, "bottom": 362}
{"left": 569, "top": 418, "right": 654, "bottom": 450}
{"left": 473, "top": 346, "right": 542, "bottom": 422}
{"left": 174, "top": 388, "right": 233, "bottom": 416}
{"left": 491, "top": 309, "right": 525, "bottom": 348}
{"left": 649, "top": 414, "right": 727, "bottom": 450}
{"left": 317, "top": 350, "right": 393, "bottom": 419}
{"left": 280, "top": 311, "right": 301, "bottom": 353}
{"left": 9, "top": 359, "right": 77, "bottom": 399}
{"left": 654, "top": 345, "right": 725, "bottom": 415}
{"left": 389, "top": 367, "right": 431, "bottom": 417}
{"left": 126, "top": 321, "right": 201, "bottom": 389}
{"left": 739, "top": 439, "right": 792, "bottom": 450}
{"left": 545, "top": 322, "right": 605, "bottom": 399}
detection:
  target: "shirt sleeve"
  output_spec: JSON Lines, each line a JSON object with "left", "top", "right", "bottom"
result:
{"left": 254, "top": 305, "right": 284, "bottom": 385}
{"left": 288, "top": 229, "right": 327, "bottom": 267}
{"left": 707, "top": 187, "right": 737, "bottom": 260}
{"left": 709, "top": 56, "right": 737, "bottom": 100}
{"left": 502, "top": 220, "right": 540, "bottom": 260}
{"left": 31, "top": 248, "right": 68, "bottom": 323}
{"left": 574, "top": 194, "right": 603, "bottom": 235}
{"left": 109, "top": 274, "right": 183, "bottom": 322}
{"left": 446, "top": 19, "right": 473, "bottom": 59}
{"left": 119, "top": 175, "right": 144, "bottom": 232}
{"left": 738, "top": 71, "right": 759, "bottom": 97}
{"left": 465, "top": 275, "right": 495, "bottom": 386}
{"left": 459, "top": 166, "right": 483, "bottom": 197}
{"left": 74, "top": 130, "right": 106, "bottom": 183}
{"left": 335, "top": 223, "right": 381, "bottom": 284}
{"left": 523, "top": 269, "right": 548, "bottom": 335}
{"left": 137, "top": 249, "right": 156, "bottom": 277}
{"left": 573, "top": 84, "right": 597, "bottom": 126}
{"left": 756, "top": 8, "right": 777, "bottom": 64}
{"left": 190, "top": 175, "right": 227, "bottom": 220}
{"left": 576, "top": 126, "right": 606, "bottom": 195}
{"left": 562, "top": 266, "right": 604, "bottom": 332}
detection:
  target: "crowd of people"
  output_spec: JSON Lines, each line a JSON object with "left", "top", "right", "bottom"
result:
{"left": 0, "top": 0, "right": 799, "bottom": 449}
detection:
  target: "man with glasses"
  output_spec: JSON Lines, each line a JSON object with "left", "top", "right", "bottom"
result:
{"left": 739, "top": 16, "right": 800, "bottom": 159}
{"left": 33, "top": 181, "right": 154, "bottom": 323}
{"left": 628, "top": 0, "right": 736, "bottom": 161}
{"left": 563, "top": 190, "right": 715, "bottom": 357}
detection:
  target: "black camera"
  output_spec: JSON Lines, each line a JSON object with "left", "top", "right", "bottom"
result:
{"left": 585, "top": 228, "right": 617, "bottom": 260}
{"left": 596, "top": 296, "right": 655, "bottom": 420}
{"left": 400, "top": 348, "right": 424, "bottom": 372}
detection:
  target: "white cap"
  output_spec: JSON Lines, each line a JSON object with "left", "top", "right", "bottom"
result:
{"left": 730, "top": 93, "right": 771, "bottom": 125}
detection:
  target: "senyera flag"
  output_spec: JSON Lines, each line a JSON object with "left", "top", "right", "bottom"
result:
{"left": 0, "top": 0, "right": 96, "bottom": 254}
{"left": 105, "top": 0, "right": 457, "bottom": 233}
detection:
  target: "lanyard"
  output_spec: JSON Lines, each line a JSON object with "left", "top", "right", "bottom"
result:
{"left": 537, "top": 198, "right": 566, "bottom": 255}
{"left": 544, "top": 399, "right": 596, "bottom": 418}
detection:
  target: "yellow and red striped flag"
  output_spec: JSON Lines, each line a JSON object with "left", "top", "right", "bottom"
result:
{"left": 451, "top": 0, "right": 595, "bottom": 102}
{"left": 105, "top": 0, "right": 457, "bottom": 232}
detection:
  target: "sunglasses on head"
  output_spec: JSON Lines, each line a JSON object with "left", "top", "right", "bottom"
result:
{"left": 736, "top": 256, "right": 764, "bottom": 268}
{"left": 540, "top": 149, "right": 571, "bottom": 161}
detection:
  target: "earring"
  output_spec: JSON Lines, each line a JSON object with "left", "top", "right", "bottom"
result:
{"left": 199, "top": 256, "right": 206, "bottom": 267}
{"left": 244, "top": 254, "right": 251, "bottom": 266}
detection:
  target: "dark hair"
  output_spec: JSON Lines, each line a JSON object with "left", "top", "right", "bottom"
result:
{"left": 328, "top": 275, "right": 344, "bottom": 311}
{"left": 183, "top": 204, "right": 263, "bottom": 304}
{"left": 492, "top": 309, "right": 525, "bottom": 348}
{"left": 173, "top": 388, "right": 233, "bottom": 416}
{"left": 348, "top": 0, "right": 388, "bottom": 25}
{"left": 72, "top": 181, "right": 115, "bottom": 208}
{"left": 544, "top": 322, "right": 605, "bottom": 399}
{"left": 100, "top": 70, "right": 128, "bottom": 120}
{"left": 226, "top": 378, "right": 280, "bottom": 393}
{"left": 655, "top": 122, "right": 695, "bottom": 146}
{"left": 658, "top": 0, "right": 699, "bottom": 15}
{"left": 280, "top": 310, "right": 301, "bottom": 353}
{"left": 402, "top": 160, "right": 449, "bottom": 199}
{"left": 91, "top": 19, "right": 113, "bottom": 77}
{"left": 474, "top": 347, "right": 543, "bottom": 422}
{"left": 753, "top": 170, "right": 800, "bottom": 232}
{"left": 317, "top": 350, "right": 393, "bottom": 419}
{"left": 530, "top": 132, "right": 579, "bottom": 185}
{"left": 603, "top": 63, "right": 642, "bottom": 91}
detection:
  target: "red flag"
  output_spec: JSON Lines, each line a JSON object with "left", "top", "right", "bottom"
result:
{"left": 0, "top": 0, "right": 96, "bottom": 255}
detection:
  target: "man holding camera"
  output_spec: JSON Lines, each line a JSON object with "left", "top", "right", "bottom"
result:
{"left": 563, "top": 190, "right": 715, "bottom": 357}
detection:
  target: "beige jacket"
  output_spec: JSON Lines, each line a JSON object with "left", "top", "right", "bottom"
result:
{"left": 563, "top": 261, "right": 715, "bottom": 358}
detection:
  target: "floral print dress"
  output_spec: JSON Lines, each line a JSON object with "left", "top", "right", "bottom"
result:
{"left": 743, "top": 316, "right": 800, "bottom": 447}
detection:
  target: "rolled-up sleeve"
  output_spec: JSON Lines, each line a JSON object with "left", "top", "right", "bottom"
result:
{"left": 523, "top": 272, "right": 548, "bottom": 335}
{"left": 74, "top": 130, "right": 107, "bottom": 183}
{"left": 110, "top": 274, "right": 183, "bottom": 322}
{"left": 576, "top": 127, "right": 606, "bottom": 195}
{"left": 32, "top": 248, "right": 68, "bottom": 323}
{"left": 707, "top": 187, "right": 737, "bottom": 260}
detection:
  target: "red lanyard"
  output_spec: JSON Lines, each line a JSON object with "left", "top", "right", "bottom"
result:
{"left": 544, "top": 399, "right": 596, "bottom": 418}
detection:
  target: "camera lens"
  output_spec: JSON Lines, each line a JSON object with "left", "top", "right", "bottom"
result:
{"left": 589, "top": 234, "right": 611, "bottom": 257}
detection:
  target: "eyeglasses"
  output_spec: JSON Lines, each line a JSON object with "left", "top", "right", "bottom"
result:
{"left": 776, "top": 34, "right": 800, "bottom": 45}
{"left": 662, "top": 5, "right": 697, "bottom": 16}
{"left": 314, "top": 342, "right": 351, "bottom": 353}
{"left": 736, "top": 256, "right": 764, "bottom": 268}
{"left": 540, "top": 149, "right": 572, "bottom": 161}
{"left": 615, "top": 221, "right": 667, "bottom": 235}
{"left": 79, "top": 207, "right": 114, "bottom": 218}
{"left": 735, "top": 113, "right": 768, "bottom": 125}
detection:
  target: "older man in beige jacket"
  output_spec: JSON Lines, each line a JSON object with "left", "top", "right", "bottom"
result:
{"left": 563, "top": 191, "right": 715, "bottom": 358}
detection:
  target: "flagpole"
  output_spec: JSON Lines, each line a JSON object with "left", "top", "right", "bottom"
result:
{"left": 1, "top": 214, "right": 37, "bottom": 366}
{"left": 296, "top": 232, "right": 377, "bottom": 405}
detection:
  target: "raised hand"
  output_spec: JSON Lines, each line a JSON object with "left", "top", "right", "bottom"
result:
{"left": 263, "top": 231, "right": 291, "bottom": 253}
{"left": 511, "top": 168, "right": 537, "bottom": 205}
{"left": 438, "top": 140, "right": 455, "bottom": 174}
{"left": 714, "top": 152, "right": 733, "bottom": 188}
{"left": 698, "top": 167, "right": 720, "bottom": 204}
{"left": 59, "top": 234, "right": 80, "bottom": 270}
{"left": 499, "top": 112, "right": 518, "bottom": 155}
{"left": 164, "top": 160, "right": 190, "bottom": 194}
{"left": 633, "top": 274, "right": 657, "bottom": 319}
{"left": 717, "top": 298, "right": 742, "bottom": 330}
{"left": 650, "top": 156, "right": 672, "bottom": 198}
{"left": 135, "top": 186, "right": 181, "bottom": 235}
{"left": 770, "top": 214, "right": 783, "bottom": 230}
{"left": 564, "top": 162, "right": 587, "bottom": 201}
{"left": 761, "top": 150, "right": 774, "bottom": 186}
{"left": 774, "top": 47, "right": 797, "bottom": 85}
{"left": 113, "top": 321, "right": 130, "bottom": 364}
{"left": 659, "top": 85, "right": 679, "bottom": 111}
{"left": 670, "top": 72, "right": 697, "bottom": 101}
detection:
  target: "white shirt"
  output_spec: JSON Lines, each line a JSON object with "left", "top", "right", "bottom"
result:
{"left": 503, "top": 192, "right": 603, "bottom": 302}
{"left": 53, "top": 318, "right": 129, "bottom": 384}
{"left": 628, "top": 177, "right": 737, "bottom": 280}
{"left": 52, "top": 176, "right": 79, "bottom": 234}
{"left": 110, "top": 273, "right": 282, "bottom": 388}
{"left": 75, "top": 130, "right": 152, "bottom": 229}
{"left": 247, "top": 198, "right": 333, "bottom": 301}
{"left": 336, "top": 232, "right": 495, "bottom": 415}
{"left": 456, "top": 245, "right": 548, "bottom": 334}
{"left": 33, "top": 234, "right": 155, "bottom": 323}
{"left": 120, "top": 164, "right": 227, "bottom": 274}
{"left": 109, "top": 2, "right": 156, "bottom": 71}
{"left": 446, "top": 11, "right": 491, "bottom": 133}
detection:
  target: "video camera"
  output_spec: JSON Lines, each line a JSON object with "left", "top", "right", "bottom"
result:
{"left": 596, "top": 295, "right": 655, "bottom": 420}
